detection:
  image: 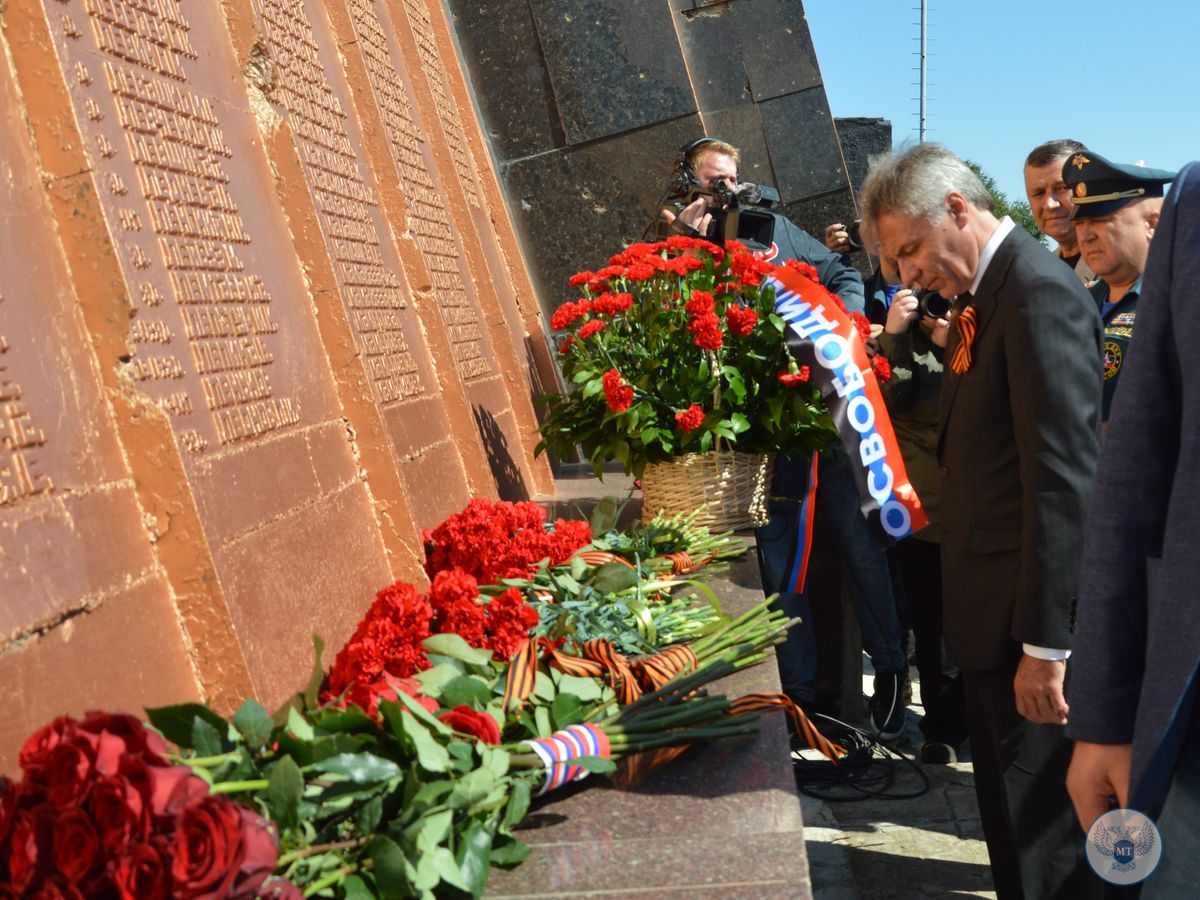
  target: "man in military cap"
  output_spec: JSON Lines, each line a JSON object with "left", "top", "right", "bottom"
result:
{"left": 1023, "top": 139, "right": 1094, "bottom": 283}
{"left": 1063, "top": 150, "right": 1176, "bottom": 425}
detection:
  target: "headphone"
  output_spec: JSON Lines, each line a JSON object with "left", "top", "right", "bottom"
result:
{"left": 670, "top": 137, "right": 720, "bottom": 196}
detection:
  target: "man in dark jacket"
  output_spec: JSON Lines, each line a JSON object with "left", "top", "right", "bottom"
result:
{"left": 863, "top": 143, "right": 1102, "bottom": 899}
{"left": 1067, "top": 162, "right": 1200, "bottom": 896}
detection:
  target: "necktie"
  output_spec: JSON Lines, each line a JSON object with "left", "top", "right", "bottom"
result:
{"left": 950, "top": 300, "right": 977, "bottom": 375}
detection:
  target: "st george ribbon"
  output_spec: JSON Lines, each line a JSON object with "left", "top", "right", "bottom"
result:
{"left": 768, "top": 266, "right": 928, "bottom": 545}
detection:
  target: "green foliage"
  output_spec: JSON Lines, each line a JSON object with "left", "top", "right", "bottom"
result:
{"left": 966, "top": 160, "right": 1044, "bottom": 244}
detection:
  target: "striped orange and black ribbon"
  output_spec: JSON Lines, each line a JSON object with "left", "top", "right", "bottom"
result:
{"left": 630, "top": 645, "right": 698, "bottom": 692}
{"left": 950, "top": 304, "right": 977, "bottom": 375}
{"left": 728, "top": 692, "right": 845, "bottom": 762}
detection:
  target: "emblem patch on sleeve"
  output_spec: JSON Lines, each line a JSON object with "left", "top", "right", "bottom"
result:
{"left": 1103, "top": 341, "right": 1123, "bottom": 380}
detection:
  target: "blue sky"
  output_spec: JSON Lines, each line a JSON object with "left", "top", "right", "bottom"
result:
{"left": 806, "top": 1, "right": 1199, "bottom": 214}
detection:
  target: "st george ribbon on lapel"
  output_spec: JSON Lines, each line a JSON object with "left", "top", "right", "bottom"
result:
{"left": 768, "top": 267, "right": 929, "bottom": 545}
{"left": 950, "top": 294, "right": 976, "bottom": 375}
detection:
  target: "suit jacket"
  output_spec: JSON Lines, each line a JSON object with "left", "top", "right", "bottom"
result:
{"left": 938, "top": 225, "right": 1103, "bottom": 669}
{"left": 1067, "top": 162, "right": 1200, "bottom": 814}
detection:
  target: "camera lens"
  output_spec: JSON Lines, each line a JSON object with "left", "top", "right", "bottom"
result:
{"left": 917, "top": 290, "right": 952, "bottom": 319}
{"left": 846, "top": 220, "right": 864, "bottom": 252}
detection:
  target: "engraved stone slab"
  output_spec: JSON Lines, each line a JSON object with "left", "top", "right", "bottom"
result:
{"left": 528, "top": 0, "right": 695, "bottom": 145}
{"left": 27, "top": 0, "right": 395, "bottom": 704}
{"left": 733, "top": 0, "right": 823, "bottom": 102}
{"left": 0, "top": 49, "right": 198, "bottom": 762}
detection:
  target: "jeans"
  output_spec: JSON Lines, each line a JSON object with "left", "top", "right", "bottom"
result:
{"left": 755, "top": 451, "right": 906, "bottom": 705}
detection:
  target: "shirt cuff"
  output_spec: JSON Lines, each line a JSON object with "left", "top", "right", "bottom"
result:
{"left": 1023, "top": 644, "right": 1071, "bottom": 661}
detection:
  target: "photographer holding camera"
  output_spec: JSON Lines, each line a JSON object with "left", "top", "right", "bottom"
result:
{"left": 656, "top": 138, "right": 911, "bottom": 739}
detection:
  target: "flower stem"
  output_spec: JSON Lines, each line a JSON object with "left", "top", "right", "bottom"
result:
{"left": 209, "top": 779, "right": 269, "bottom": 794}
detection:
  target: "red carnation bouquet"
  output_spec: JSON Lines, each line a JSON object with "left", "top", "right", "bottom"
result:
{"left": 537, "top": 237, "right": 835, "bottom": 477}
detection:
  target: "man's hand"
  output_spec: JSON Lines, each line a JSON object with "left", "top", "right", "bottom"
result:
{"left": 661, "top": 195, "right": 713, "bottom": 237}
{"left": 825, "top": 222, "right": 852, "bottom": 253}
{"left": 1013, "top": 654, "right": 1069, "bottom": 724}
{"left": 885, "top": 289, "right": 919, "bottom": 335}
{"left": 1067, "top": 741, "right": 1132, "bottom": 831}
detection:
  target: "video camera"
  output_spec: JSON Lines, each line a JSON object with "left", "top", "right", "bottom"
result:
{"left": 659, "top": 180, "right": 780, "bottom": 247}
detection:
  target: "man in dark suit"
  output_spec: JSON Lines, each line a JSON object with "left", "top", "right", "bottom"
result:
{"left": 1067, "top": 162, "right": 1200, "bottom": 896}
{"left": 861, "top": 143, "right": 1103, "bottom": 899}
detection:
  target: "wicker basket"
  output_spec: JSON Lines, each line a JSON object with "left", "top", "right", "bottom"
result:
{"left": 640, "top": 451, "right": 775, "bottom": 532}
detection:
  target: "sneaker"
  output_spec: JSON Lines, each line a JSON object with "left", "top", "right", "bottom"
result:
{"left": 869, "top": 670, "right": 911, "bottom": 741}
{"left": 919, "top": 741, "right": 958, "bottom": 764}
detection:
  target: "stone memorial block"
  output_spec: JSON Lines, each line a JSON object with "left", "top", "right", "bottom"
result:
{"left": 0, "top": 51, "right": 201, "bottom": 758}
{"left": 3, "top": 0, "right": 397, "bottom": 720}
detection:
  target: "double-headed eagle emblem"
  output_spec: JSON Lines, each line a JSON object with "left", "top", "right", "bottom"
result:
{"left": 1091, "top": 822, "right": 1156, "bottom": 873}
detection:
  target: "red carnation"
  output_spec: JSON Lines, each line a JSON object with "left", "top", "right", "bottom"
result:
{"left": 558, "top": 335, "right": 575, "bottom": 354}
{"left": 437, "top": 707, "right": 501, "bottom": 745}
{"left": 602, "top": 369, "right": 634, "bottom": 413}
{"left": 724, "top": 304, "right": 758, "bottom": 337}
{"left": 684, "top": 290, "right": 715, "bottom": 317}
{"left": 623, "top": 263, "right": 658, "bottom": 281}
{"left": 778, "top": 367, "right": 811, "bottom": 386}
{"left": 485, "top": 588, "right": 539, "bottom": 661}
{"left": 550, "top": 300, "right": 585, "bottom": 330}
{"left": 567, "top": 270, "right": 595, "bottom": 287}
{"left": 578, "top": 319, "right": 606, "bottom": 339}
{"left": 783, "top": 258, "right": 820, "bottom": 282}
{"left": 592, "top": 292, "right": 634, "bottom": 317}
{"left": 849, "top": 312, "right": 872, "bottom": 343}
{"left": 674, "top": 404, "right": 705, "bottom": 433}
{"left": 872, "top": 354, "right": 892, "bottom": 383}
{"left": 688, "top": 314, "right": 724, "bottom": 351}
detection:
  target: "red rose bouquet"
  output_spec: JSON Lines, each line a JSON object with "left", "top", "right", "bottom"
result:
{"left": 536, "top": 237, "right": 836, "bottom": 477}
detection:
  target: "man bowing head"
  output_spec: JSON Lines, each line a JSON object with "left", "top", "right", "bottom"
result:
{"left": 861, "top": 143, "right": 1103, "bottom": 900}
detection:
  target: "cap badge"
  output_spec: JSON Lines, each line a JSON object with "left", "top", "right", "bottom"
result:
{"left": 1071, "top": 154, "right": 1091, "bottom": 170}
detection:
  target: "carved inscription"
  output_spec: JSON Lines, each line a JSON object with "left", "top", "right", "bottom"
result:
{"left": 0, "top": 297, "right": 54, "bottom": 506}
{"left": 400, "top": 0, "right": 481, "bottom": 210}
{"left": 65, "top": 0, "right": 301, "bottom": 448}
{"left": 347, "top": 0, "right": 490, "bottom": 380}
{"left": 253, "top": 0, "right": 424, "bottom": 404}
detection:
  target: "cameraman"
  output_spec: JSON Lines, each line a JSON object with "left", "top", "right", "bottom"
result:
{"left": 659, "top": 139, "right": 864, "bottom": 310}
{"left": 658, "top": 138, "right": 909, "bottom": 738}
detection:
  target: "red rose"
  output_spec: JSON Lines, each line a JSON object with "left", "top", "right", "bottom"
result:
{"left": 52, "top": 808, "right": 99, "bottom": 884}
{"left": 437, "top": 706, "right": 501, "bottom": 745}
{"left": 170, "top": 796, "right": 278, "bottom": 899}
{"left": 80, "top": 711, "right": 168, "bottom": 774}
{"left": 44, "top": 743, "right": 94, "bottom": 809}
{"left": 0, "top": 776, "right": 17, "bottom": 847}
{"left": 117, "top": 757, "right": 207, "bottom": 821}
{"left": 89, "top": 773, "right": 148, "bottom": 852}
{"left": 8, "top": 805, "right": 54, "bottom": 892}
{"left": 29, "top": 883, "right": 85, "bottom": 900}
{"left": 109, "top": 841, "right": 170, "bottom": 900}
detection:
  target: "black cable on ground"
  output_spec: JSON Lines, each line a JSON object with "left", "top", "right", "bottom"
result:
{"left": 792, "top": 713, "right": 932, "bottom": 802}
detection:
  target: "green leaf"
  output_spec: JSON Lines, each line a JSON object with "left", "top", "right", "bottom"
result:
{"left": 456, "top": 820, "right": 493, "bottom": 898}
{"left": 144, "top": 703, "right": 229, "bottom": 750}
{"left": 368, "top": 835, "right": 412, "bottom": 899}
{"left": 232, "top": 699, "right": 273, "bottom": 751}
{"left": 267, "top": 755, "right": 302, "bottom": 831}
{"left": 589, "top": 561, "right": 639, "bottom": 594}
{"left": 422, "top": 633, "right": 494, "bottom": 667}
{"left": 414, "top": 808, "right": 453, "bottom": 854}
{"left": 501, "top": 779, "right": 531, "bottom": 834}
{"left": 342, "top": 875, "right": 375, "bottom": 900}
{"left": 354, "top": 793, "right": 383, "bottom": 834}
{"left": 589, "top": 496, "right": 619, "bottom": 533}
{"left": 551, "top": 692, "right": 584, "bottom": 730}
{"left": 285, "top": 706, "right": 315, "bottom": 743}
{"left": 532, "top": 671, "right": 556, "bottom": 704}
{"left": 429, "top": 846, "right": 469, "bottom": 892}
{"left": 312, "top": 752, "right": 401, "bottom": 784}
{"left": 311, "top": 705, "right": 374, "bottom": 734}
{"left": 413, "top": 662, "right": 466, "bottom": 693}
{"left": 438, "top": 675, "right": 493, "bottom": 709}
{"left": 555, "top": 673, "right": 603, "bottom": 702}
{"left": 191, "top": 717, "right": 223, "bottom": 757}
{"left": 729, "top": 412, "right": 750, "bottom": 434}
{"left": 534, "top": 705, "right": 552, "bottom": 737}
{"left": 448, "top": 766, "right": 496, "bottom": 810}
{"left": 490, "top": 836, "right": 531, "bottom": 867}
{"left": 380, "top": 701, "right": 450, "bottom": 773}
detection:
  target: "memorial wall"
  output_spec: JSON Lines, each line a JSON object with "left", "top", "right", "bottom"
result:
{"left": 0, "top": 0, "right": 553, "bottom": 767}
{"left": 0, "top": 0, "right": 857, "bottom": 769}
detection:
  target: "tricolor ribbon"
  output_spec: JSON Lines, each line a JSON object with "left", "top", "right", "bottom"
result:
{"left": 521, "top": 723, "right": 612, "bottom": 795}
{"left": 786, "top": 451, "right": 821, "bottom": 593}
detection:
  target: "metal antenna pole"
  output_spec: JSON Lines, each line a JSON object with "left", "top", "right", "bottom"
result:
{"left": 919, "top": 0, "right": 927, "bottom": 142}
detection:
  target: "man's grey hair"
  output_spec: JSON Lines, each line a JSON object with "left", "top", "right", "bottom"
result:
{"left": 860, "top": 143, "right": 993, "bottom": 238}
{"left": 1025, "top": 139, "right": 1084, "bottom": 169}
